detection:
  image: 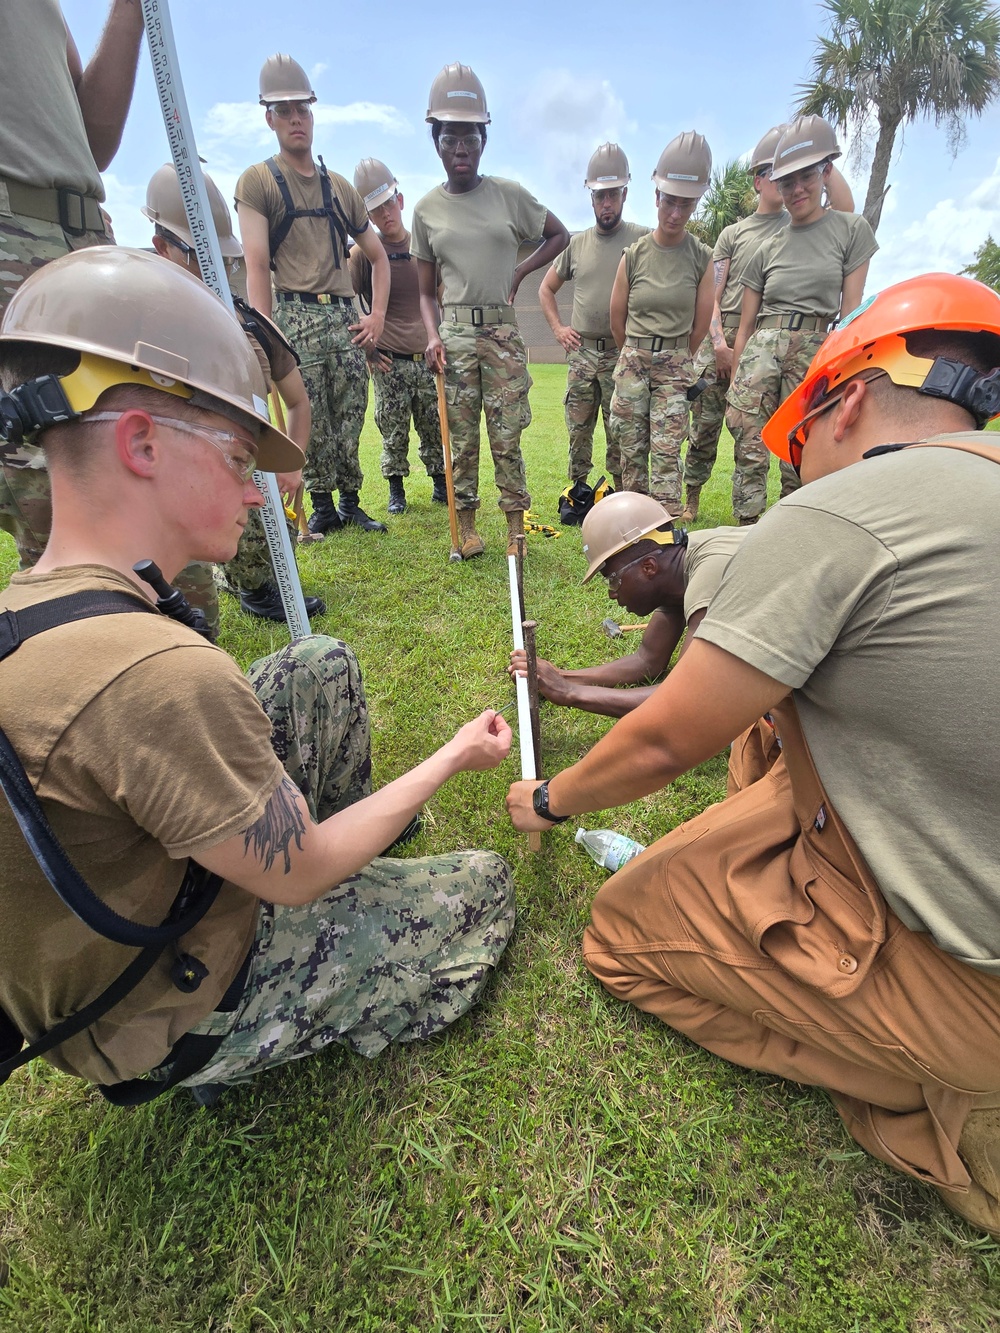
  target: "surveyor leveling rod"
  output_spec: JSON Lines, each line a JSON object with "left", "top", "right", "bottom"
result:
{"left": 434, "top": 371, "right": 462, "bottom": 561}
{"left": 140, "top": 0, "right": 309, "bottom": 638}
{"left": 507, "top": 553, "right": 542, "bottom": 853}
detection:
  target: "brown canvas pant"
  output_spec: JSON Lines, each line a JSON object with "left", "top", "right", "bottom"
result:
{"left": 583, "top": 697, "right": 1000, "bottom": 1196}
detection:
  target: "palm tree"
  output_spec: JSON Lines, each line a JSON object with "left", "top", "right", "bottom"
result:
{"left": 689, "top": 159, "right": 756, "bottom": 246}
{"left": 798, "top": 0, "right": 1000, "bottom": 231}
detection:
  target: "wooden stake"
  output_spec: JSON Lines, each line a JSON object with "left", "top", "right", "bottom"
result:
{"left": 434, "top": 370, "right": 462, "bottom": 562}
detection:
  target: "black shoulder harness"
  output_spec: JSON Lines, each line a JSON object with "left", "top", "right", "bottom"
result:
{"left": 0, "top": 591, "right": 226, "bottom": 1104}
{"left": 233, "top": 295, "right": 301, "bottom": 369}
{"left": 265, "top": 155, "right": 353, "bottom": 272}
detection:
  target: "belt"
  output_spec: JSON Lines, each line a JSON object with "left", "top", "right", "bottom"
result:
{"left": 720, "top": 315, "right": 741, "bottom": 332}
{"left": 379, "top": 349, "right": 425, "bottom": 362}
{"left": 625, "top": 334, "right": 689, "bottom": 352}
{"left": 756, "top": 312, "right": 831, "bottom": 333}
{"left": 2, "top": 177, "right": 105, "bottom": 237}
{"left": 275, "top": 291, "right": 355, "bottom": 307}
{"left": 444, "top": 305, "right": 517, "bottom": 326}
{"left": 577, "top": 336, "right": 614, "bottom": 352}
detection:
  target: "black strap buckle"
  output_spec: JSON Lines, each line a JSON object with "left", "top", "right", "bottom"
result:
{"left": 786, "top": 312, "right": 805, "bottom": 332}
{"left": 471, "top": 306, "right": 484, "bottom": 327}
{"left": 649, "top": 336, "right": 664, "bottom": 353}
{"left": 58, "top": 188, "right": 89, "bottom": 237}
{"left": 594, "top": 337, "right": 606, "bottom": 353}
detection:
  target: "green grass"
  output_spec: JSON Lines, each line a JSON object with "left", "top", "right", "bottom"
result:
{"left": 2, "top": 365, "right": 999, "bottom": 1331}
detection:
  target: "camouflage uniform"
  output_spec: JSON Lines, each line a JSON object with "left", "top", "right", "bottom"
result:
{"left": 565, "top": 345, "right": 620, "bottom": 484}
{"left": 373, "top": 357, "right": 444, "bottom": 479}
{"left": 274, "top": 299, "right": 367, "bottom": 495}
{"left": 726, "top": 327, "right": 828, "bottom": 517}
{"left": 612, "top": 345, "right": 693, "bottom": 511}
{"left": 0, "top": 212, "right": 110, "bottom": 566}
{"left": 178, "top": 634, "right": 516, "bottom": 1083}
{"left": 683, "top": 333, "right": 730, "bottom": 490}
{"left": 440, "top": 322, "right": 531, "bottom": 514}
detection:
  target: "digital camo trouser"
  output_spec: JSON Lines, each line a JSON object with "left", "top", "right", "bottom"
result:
{"left": 611, "top": 344, "right": 694, "bottom": 512}
{"left": 564, "top": 344, "right": 620, "bottom": 484}
{"left": 725, "top": 326, "right": 827, "bottom": 519}
{"left": 373, "top": 356, "right": 444, "bottom": 479}
{"left": 181, "top": 635, "right": 516, "bottom": 1084}
{"left": 275, "top": 298, "right": 368, "bottom": 495}
{"left": 440, "top": 321, "right": 531, "bottom": 514}
{"left": 683, "top": 333, "right": 730, "bottom": 491}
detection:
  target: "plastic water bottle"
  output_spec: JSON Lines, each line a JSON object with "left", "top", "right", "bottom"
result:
{"left": 575, "top": 827, "right": 646, "bottom": 873}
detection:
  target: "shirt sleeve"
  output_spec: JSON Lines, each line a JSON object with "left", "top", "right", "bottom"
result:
{"left": 842, "top": 214, "right": 879, "bottom": 276}
{"left": 738, "top": 241, "right": 766, "bottom": 295}
{"left": 410, "top": 205, "right": 434, "bottom": 264}
{"left": 695, "top": 504, "right": 898, "bottom": 688}
{"left": 516, "top": 185, "right": 548, "bottom": 243}
{"left": 713, "top": 225, "right": 735, "bottom": 264}
{"left": 552, "top": 239, "right": 574, "bottom": 282}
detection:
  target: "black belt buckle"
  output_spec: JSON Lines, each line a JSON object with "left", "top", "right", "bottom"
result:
{"left": 594, "top": 337, "right": 606, "bottom": 353}
{"left": 58, "top": 188, "right": 89, "bottom": 238}
{"left": 650, "top": 336, "right": 664, "bottom": 353}
{"left": 471, "top": 307, "right": 484, "bottom": 327}
{"left": 787, "top": 312, "right": 805, "bottom": 332}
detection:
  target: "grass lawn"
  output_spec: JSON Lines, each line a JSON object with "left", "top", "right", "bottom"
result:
{"left": 2, "top": 363, "right": 999, "bottom": 1331}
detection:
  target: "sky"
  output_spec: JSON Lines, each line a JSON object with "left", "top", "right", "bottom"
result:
{"left": 63, "top": 0, "right": 1000, "bottom": 294}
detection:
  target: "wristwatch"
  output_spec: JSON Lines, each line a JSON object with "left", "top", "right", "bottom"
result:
{"left": 532, "top": 780, "right": 569, "bottom": 824}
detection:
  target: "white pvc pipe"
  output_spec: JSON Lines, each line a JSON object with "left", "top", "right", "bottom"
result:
{"left": 508, "top": 554, "right": 536, "bottom": 780}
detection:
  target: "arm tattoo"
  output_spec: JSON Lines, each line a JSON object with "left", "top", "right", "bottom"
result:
{"left": 242, "top": 776, "right": 306, "bottom": 874}
{"left": 713, "top": 259, "right": 727, "bottom": 294}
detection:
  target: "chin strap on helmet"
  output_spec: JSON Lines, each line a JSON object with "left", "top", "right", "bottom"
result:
{"left": 920, "top": 358, "right": 1000, "bottom": 428}
{"left": 0, "top": 376, "right": 78, "bottom": 444}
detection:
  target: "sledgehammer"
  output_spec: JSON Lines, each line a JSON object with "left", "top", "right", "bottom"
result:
{"left": 602, "top": 617, "right": 649, "bottom": 639}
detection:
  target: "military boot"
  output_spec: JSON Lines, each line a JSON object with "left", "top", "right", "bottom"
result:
{"left": 307, "top": 490, "right": 342, "bottom": 536}
{"left": 936, "top": 1107, "right": 1000, "bottom": 1239}
{"left": 430, "top": 473, "right": 448, "bottom": 504}
{"left": 387, "top": 477, "right": 406, "bottom": 515}
{"left": 337, "top": 491, "right": 388, "bottom": 533}
{"left": 458, "top": 508, "right": 484, "bottom": 559}
{"left": 679, "top": 484, "right": 701, "bottom": 524}
{"left": 240, "top": 583, "right": 327, "bottom": 621}
{"left": 505, "top": 508, "right": 525, "bottom": 556}
{"left": 737, "top": 514, "right": 760, "bottom": 527}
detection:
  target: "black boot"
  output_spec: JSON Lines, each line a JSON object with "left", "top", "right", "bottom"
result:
{"left": 240, "top": 583, "right": 327, "bottom": 621}
{"left": 387, "top": 476, "right": 406, "bottom": 515}
{"left": 307, "top": 490, "right": 342, "bottom": 535}
{"left": 430, "top": 473, "right": 448, "bottom": 504}
{"left": 337, "top": 490, "right": 388, "bottom": 533}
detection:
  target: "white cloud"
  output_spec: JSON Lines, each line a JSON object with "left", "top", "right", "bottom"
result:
{"left": 868, "top": 155, "right": 1000, "bottom": 290}
{"left": 202, "top": 99, "right": 414, "bottom": 158}
{"left": 98, "top": 172, "right": 149, "bottom": 249}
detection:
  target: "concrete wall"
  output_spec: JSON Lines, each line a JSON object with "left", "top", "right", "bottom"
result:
{"left": 513, "top": 240, "right": 576, "bottom": 365}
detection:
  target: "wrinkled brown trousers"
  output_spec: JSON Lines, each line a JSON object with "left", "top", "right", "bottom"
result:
{"left": 583, "top": 696, "right": 1000, "bottom": 1195}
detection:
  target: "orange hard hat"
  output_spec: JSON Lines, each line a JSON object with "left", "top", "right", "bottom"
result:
{"left": 763, "top": 272, "right": 1000, "bottom": 463}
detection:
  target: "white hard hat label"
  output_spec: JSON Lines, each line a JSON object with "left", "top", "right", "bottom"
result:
{"left": 780, "top": 140, "right": 813, "bottom": 158}
{"left": 447, "top": 90, "right": 478, "bottom": 99}
{"left": 666, "top": 172, "right": 699, "bottom": 181}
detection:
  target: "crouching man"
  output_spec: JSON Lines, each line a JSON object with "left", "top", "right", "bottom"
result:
{"left": 0, "top": 248, "right": 514, "bottom": 1102}
{"left": 507, "top": 272, "right": 1000, "bottom": 1237}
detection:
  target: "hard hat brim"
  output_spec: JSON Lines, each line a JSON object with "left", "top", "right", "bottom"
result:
{"left": 651, "top": 174, "right": 707, "bottom": 199}
{"left": 259, "top": 92, "right": 317, "bottom": 107}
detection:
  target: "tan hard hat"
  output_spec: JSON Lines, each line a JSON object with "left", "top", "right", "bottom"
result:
{"left": 425, "top": 62, "right": 490, "bottom": 124}
{"left": 354, "top": 158, "right": 397, "bottom": 212}
{"left": 652, "top": 132, "right": 712, "bottom": 200}
{"left": 581, "top": 491, "right": 678, "bottom": 583}
{"left": 769, "top": 114, "right": 841, "bottom": 180}
{"left": 258, "top": 53, "right": 316, "bottom": 106}
{"left": 141, "top": 164, "right": 243, "bottom": 259}
{"left": 750, "top": 124, "right": 787, "bottom": 173}
{"left": 585, "top": 143, "right": 630, "bottom": 190}
{"left": 0, "top": 248, "right": 302, "bottom": 472}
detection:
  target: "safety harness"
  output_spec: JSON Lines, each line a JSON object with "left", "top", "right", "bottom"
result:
{"left": 265, "top": 155, "right": 353, "bottom": 272}
{"left": 0, "top": 590, "right": 230, "bottom": 1105}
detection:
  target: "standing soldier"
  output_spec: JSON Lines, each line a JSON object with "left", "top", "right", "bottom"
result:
{"left": 727, "top": 115, "right": 877, "bottom": 520}
{"left": 235, "top": 54, "right": 391, "bottom": 535}
{"left": 412, "top": 63, "right": 569, "bottom": 559}
{"left": 143, "top": 164, "right": 326, "bottom": 626}
{"left": 609, "top": 133, "right": 715, "bottom": 518}
{"left": 538, "top": 144, "right": 648, "bottom": 495}
{"left": 349, "top": 158, "right": 446, "bottom": 517}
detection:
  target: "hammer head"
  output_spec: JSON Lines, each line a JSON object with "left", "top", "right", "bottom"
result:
{"left": 602, "top": 617, "right": 622, "bottom": 639}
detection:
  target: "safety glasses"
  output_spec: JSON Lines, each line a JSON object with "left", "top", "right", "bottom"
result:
{"left": 83, "top": 412, "right": 259, "bottom": 482}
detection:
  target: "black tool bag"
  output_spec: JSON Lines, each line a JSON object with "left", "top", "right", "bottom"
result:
{"left": 0, "top": 591, "right": 226, "bottom": 1104}
{"left": 558, "top": 475, "right": 615, "bottom": 526}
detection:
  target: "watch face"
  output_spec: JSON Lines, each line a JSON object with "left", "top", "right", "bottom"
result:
{"left": 532, "top": 783, "right": 546, "bottom": 814}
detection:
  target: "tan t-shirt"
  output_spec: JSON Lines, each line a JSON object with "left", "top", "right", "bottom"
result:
{"left": 410, "top": 176, "right": 547, "bottom": 308}
{"left": 713, "top": 212, "right": 788, "bottom": 321}
{"left": 696, "top": 436, "right": 1000, "bottom": 972}
{"left": 683, "top": 527, "right": 748, "bottom": 620}
{"left": 740, "top": 210, "right": 878, "bottom": 320}
{"left": 0, "top": 566, "right": 286, "bottom": 1083}
{"left": 552, "top": 221, "right": 649, "bottom": 340}
{"left": 0, "top": 0, "right": 103, "bottom": 197}
{"left": 347, "top": 230, "right": 425, "bottom": 355}
{"left": 234, "top": 157, "right": 369, "bottom": 297}
{"left": 623, "top": 232, "right": 712, "bottom": 341}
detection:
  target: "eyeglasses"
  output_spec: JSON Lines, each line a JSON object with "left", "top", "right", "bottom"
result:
{"left": 775, "top": 165, "right": 822, "bottom": 195}
{"left": 602, "top": 551, "right": 652, "bottom": 594}
{"left": 753, "top": 165, "right": 771, "bottom": 179}
{"left": 161, "top": 229, "right": 194, "bottom": 258}
{"left": 786, "top": 368, "right": 887, "bottom": 474}
{"left": 438, "top": 133, "right": 483, "bottom": 151}
{"left": 83, "top": 412, "right": 259, "bottom": 482}
{"left": 269, "top": 101, "right": 314, "bottom": 119}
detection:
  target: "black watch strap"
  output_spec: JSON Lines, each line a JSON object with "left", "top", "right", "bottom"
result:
{"left": 533, "top": 780, "right": 569, "bottom": 824}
